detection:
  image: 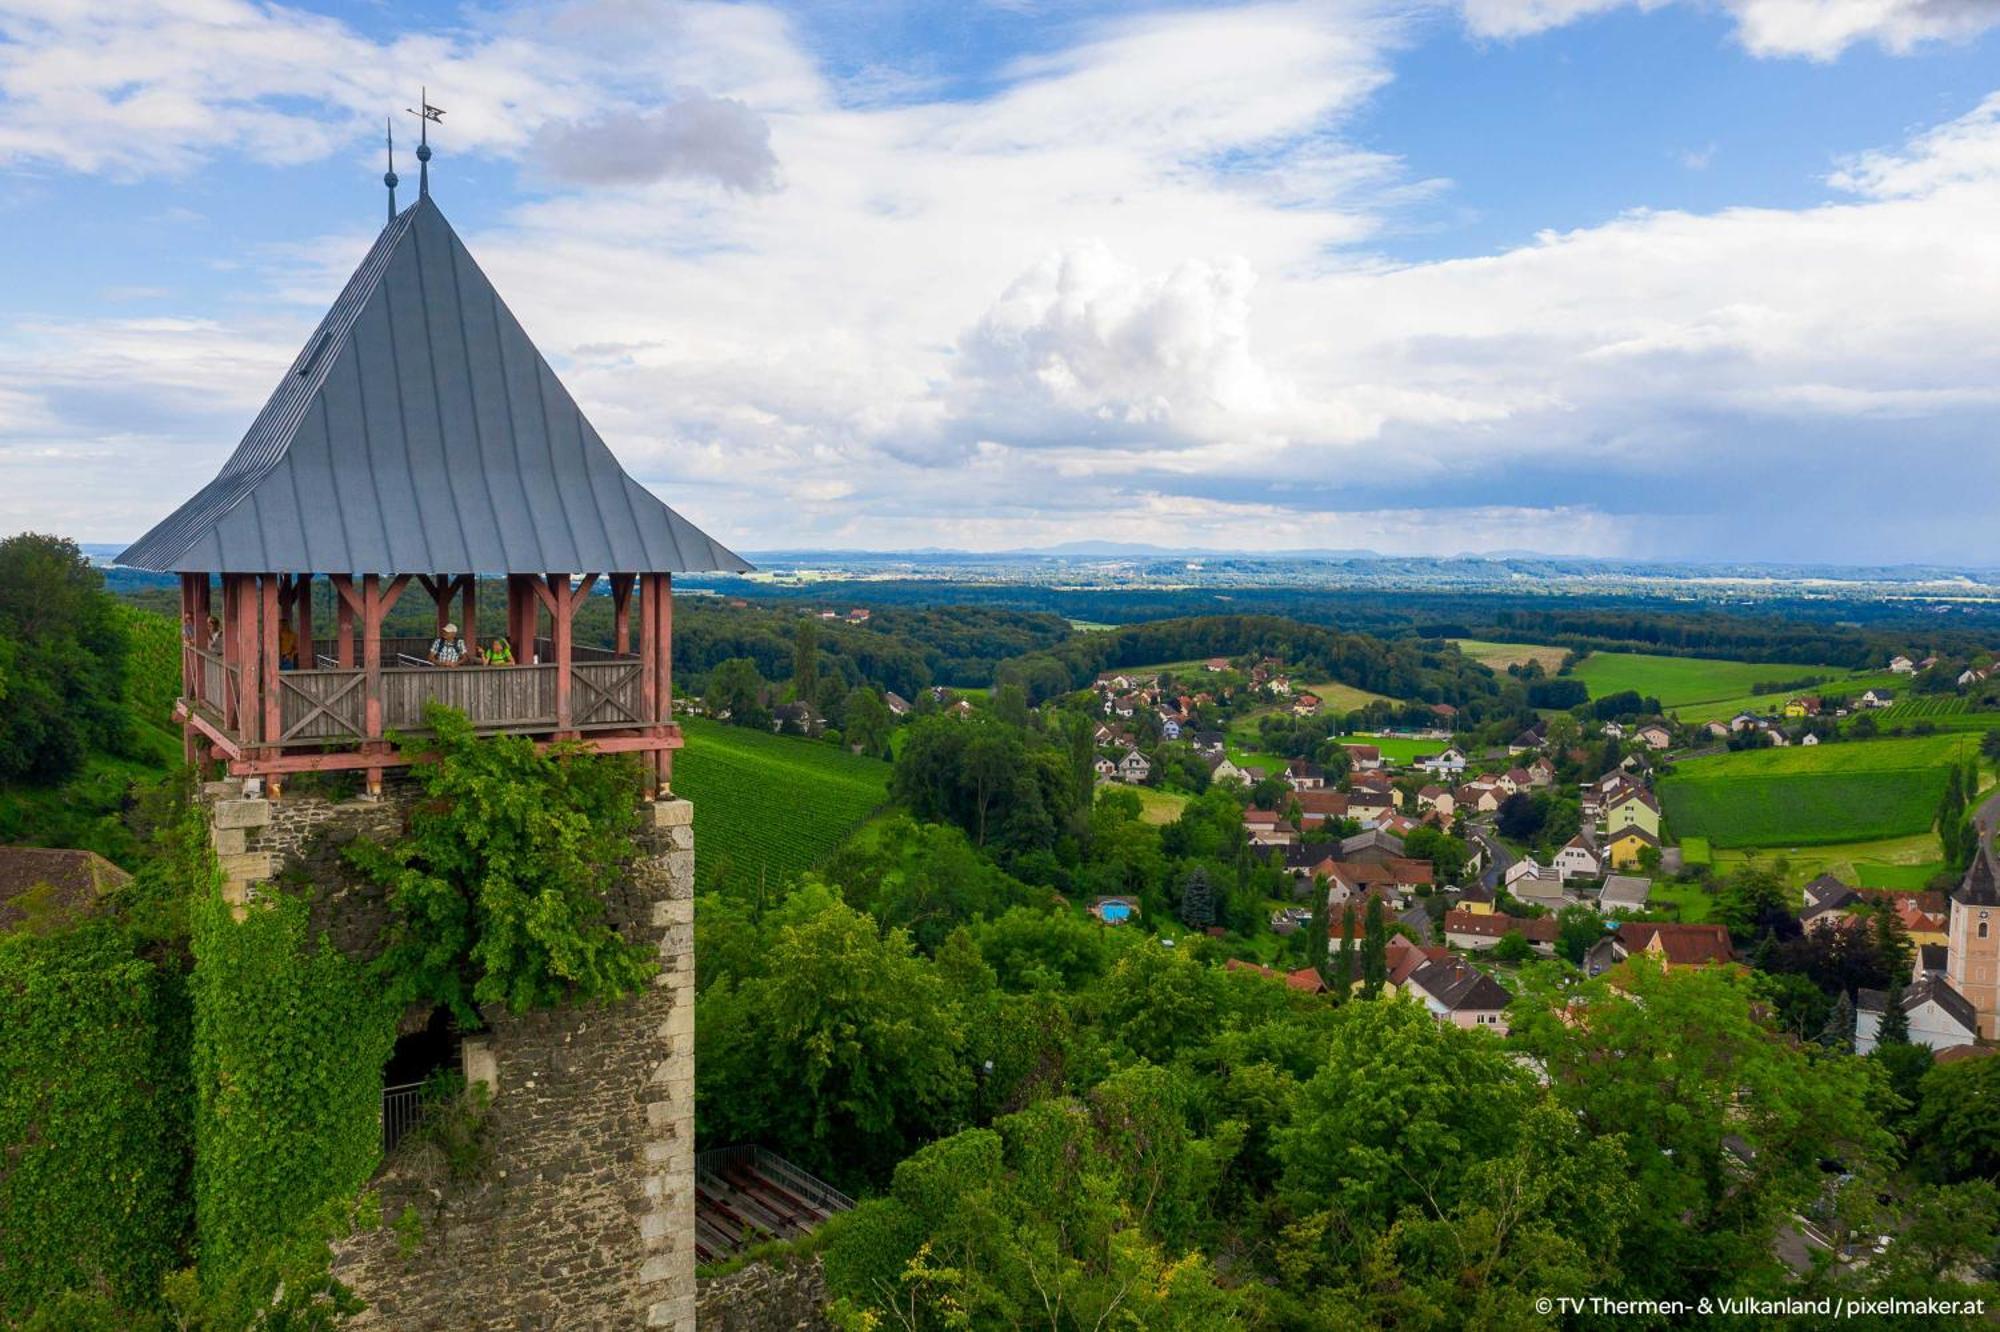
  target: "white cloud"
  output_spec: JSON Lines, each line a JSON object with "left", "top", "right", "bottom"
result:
{"left": 1458, "top": 0, "right": 2000, "bottom": 59}
{"left": 3, "top": 0, "right": 2000, "bottom": 560}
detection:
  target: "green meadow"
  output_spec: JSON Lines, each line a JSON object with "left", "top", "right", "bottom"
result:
{"left": 1451, "top": 640, "right": 1569, "bottom": 674}
{"left": 1659, "top": 734, "right": 1982, "bottom": 851}
{"left": 674, "top": 717, "right": 891, "bottom": 893}
{"left": 1571, "top": 651, "right": 1846, "bottom": 710}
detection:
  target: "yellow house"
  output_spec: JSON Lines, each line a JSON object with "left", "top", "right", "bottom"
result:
{"left": 1606, "top": 826, "right": 1660, "bottom": 870}
{"left": 1604, "top": 789, "right": 1662, "bottom": 839}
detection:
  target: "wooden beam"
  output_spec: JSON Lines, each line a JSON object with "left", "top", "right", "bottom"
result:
{"left": 638, "top": 573, "right": 658, "bottom": 794}
{"left": 363, "top": 574, "right": 384, "bottom": 742}
{"left": 459, "top": 574, "right": 477, "bottom": 657}
{"left": 658, "top": 572, "right": 674, "bottom": 788}
{"left": 531, "top": 573, "right": 559, "bottom": 617}
{"left": 332, "top": 575, "right": 357, "bottom": 668}
{"left": 552, "top": 575, "right": 574, "bottom": 732}
{"left": 261, "top": 573, "right": 281, "bottom": 757}
{"left": 295, "top": 573, "right": 314, "bottom": 664}
{"left": 610, "top": 574, "right": 634, "bottom": 656}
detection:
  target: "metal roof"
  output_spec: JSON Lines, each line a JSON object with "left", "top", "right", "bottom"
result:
{"left": 118, "top": 196, "right": 751, "bottom": 576}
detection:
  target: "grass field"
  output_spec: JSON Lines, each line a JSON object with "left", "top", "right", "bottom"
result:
{"left": 1451, "top": 640, "right": 1569, "bottom": 673}
{"left": 1710, "top": 831, "right": 1949, "bottom": 891}
{"left": 1659, "top": 735, "right": 1982, "bottom": 850}
{"left": 1571, "top": 651, "right": 1847, "bottom": 710}
{"left": 1648, "top": 880, "right": 1716, "bottom": 923}
{"left": 1343, "top": 734, "right": 1443, "bottom": 764}
{"left": 1676, "top": 671, "right": 1907, "bottom": 725}
{"left": 1128, "top": 786, "right": 1191, "bottom": 826}
{"left": 674, "top": 717, "right": 891, "bottom": 893}
{"left": 1299, "top": 680, "right": 1397, "bottom": 712}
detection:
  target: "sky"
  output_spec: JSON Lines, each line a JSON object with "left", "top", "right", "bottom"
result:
{"left": 2, "top": 0, "right": 1998, "bottom": 564}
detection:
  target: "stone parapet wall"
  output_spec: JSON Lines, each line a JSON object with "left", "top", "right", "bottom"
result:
{"left": 198, "top": 781, "right": 698, "bottom": 1330}
{"left": 695, "top": 1257, "right": 835, "bottom": 1331}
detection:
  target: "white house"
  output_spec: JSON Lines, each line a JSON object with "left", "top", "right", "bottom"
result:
{"left": 1117, "top": 747, "right": 1152, "bottom": 784}
{"left": 1555, "top": 834, "right": 1601, "bottom": 881}
{"left": 1858, "top": 689, "right": 1897, "bottom": 709}
{"left": 1417, "top": 747, "right": 1468, "bottom": 778}
{"left": 1889, "top": 655, "right": 1916, "bottom": 675}
{"left": 1854, "top": 978, "right": 1979, "bottom": 1056}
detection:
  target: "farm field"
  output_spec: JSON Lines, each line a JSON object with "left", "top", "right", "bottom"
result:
{"left": 1343, "top": 733, "right": 1444, "bottom": 765}
{"left": 1572, "top": 651, "right": 1846, "bottom": 710}
{"left": 1710, "top": 831, "right": 1949, "bottom": 891}
{"left": 1451, "top": 639, "right": 1569, "bottom": 673}
{"left": 1128, "top": 786, "right": 1191, "bottom": 826}
{"left": 1677, "top": 671, "right": 1906, "bottom": 725}
{"left": 1298, "top": 680, "right": 1397, "bottom": 712}
{"left": 1868, "top": 696, "right": 2000, "bottom": 732}
{"left": 674, "top": 717, "right": 891, "bottom": 894}
{"left": 1659, "top": 735, "right": 1983, "bottom": 850}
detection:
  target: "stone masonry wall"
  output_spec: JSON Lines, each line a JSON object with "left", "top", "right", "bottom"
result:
{"left": 694, "top": 1257, "right": 834, "bottom": 1331}
{"left": 200, "top": 779, "right": 698, "bottom": 1330}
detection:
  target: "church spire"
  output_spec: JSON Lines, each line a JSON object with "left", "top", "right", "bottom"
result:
{"left": 382, "top": 117, "right": 399, "bottom": 223}
{"left": 407, "top": 89, "right": 443, "bottom": 198}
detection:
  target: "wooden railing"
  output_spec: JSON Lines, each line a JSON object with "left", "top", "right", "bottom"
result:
{"left": 183, "top": 644, "right": 237, "bottom": 721}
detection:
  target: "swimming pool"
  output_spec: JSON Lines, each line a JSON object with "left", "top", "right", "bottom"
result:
{"left": 1099, "top": 901, "right": 1132, "bottom": 922}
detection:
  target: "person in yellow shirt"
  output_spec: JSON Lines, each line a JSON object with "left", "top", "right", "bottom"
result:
{"left": 482, "top": 637, "right": 515, "bottom": 666}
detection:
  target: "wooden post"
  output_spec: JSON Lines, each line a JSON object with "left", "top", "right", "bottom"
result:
{"left": 658, "top": 573, "right": 673, "bottom": 788}
{"left": 233, "top": 574, "right": 260, "bottom": 748}
{"left": 359, "top": 574, "right": 410, "bottom": 796}
{"left": 551, "top": 574, "right": 573, "bottom": 733}
{"left": 261, "top": 574, "right": 281, "bottom": 769}
{"left": 459, "top": 575, "right": 477, "bottom": 659}
{"left": 638, "top": 573, "right": 658, "bottom": 797}
{"left": 611, "top": 573, "right": 634, "bottom": 657}
{"left": 332, "top": 576, "right": 359, "bottom": 668}
{"left": 295, "top": 573, "right": 314, "bottom": 665}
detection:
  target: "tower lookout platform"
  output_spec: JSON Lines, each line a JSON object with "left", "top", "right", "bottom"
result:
{"left": 118, "top": 192, "right": 749, "bottom": 796}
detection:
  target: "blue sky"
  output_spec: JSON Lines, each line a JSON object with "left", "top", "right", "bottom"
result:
{"left": 2, "top": 0, "right": 1998, "bottom": 562}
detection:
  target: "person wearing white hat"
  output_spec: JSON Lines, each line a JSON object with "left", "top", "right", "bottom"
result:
{"left": 429, "top": 621, "right": 469, "bottom": 667}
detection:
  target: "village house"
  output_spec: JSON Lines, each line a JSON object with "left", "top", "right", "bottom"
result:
{"left": 1285, "top": 758, "right": 1327, "bottom": 790}
{"left": 1783, "top": 697, "right": 1822, "bottom": 718}
{"left": 1602, "top": 787, "right": 1662, "bottom": 839}
{"left": 1116, "top": 747, "right": 1152, "bottom": 784}
{"left": 1443, "top": 910, "right": 1559, "bottom": 956}
{"left": 1206, "top": 755, "right": 1250, "bottom": 787}
{"left": 1603, "top": 825, "right": 1659, "bottom": 871}
{"left": 1633, "top": 722, "right": 1673, "bottom": 751}
{"left": 1345, "top": 743, "right": 1383, "bottom": 771}
{"left": 883, "top": 691, "right": 912, "bottom": 717}
{"left": 1597, "top": 875, "right": 1653, "bottom": 913}
{"left": 1858, "top": 688, "right": 1897, "bottom": 709}
{"left": 1384, "top": 935, "right": 1457, "bottom": 992}
{"left": 1854, "top": 979, "right": 1980, "bottom": 1056}
{"left": 1505, "top": 861, "right": 1568, "bottom": 909}
{"left": 1555, "top": 833, "right": 1602, "bottom": 881}
{"left": 1583, "top": 921, "right": 1734, "bottom": 976}
{"left": 1402, "top": 956, "right": 1513, "bottom": 1034}
{"left": 1292, "top": 693, "right": 1322, "bottom": 717}
{"left": 1092, "top": 756, "right": 1117, "bottom": 781}
{"left": 1456, "top": 783, "right": 1503, "bottom": 816}
{"left": 1417, "top": 747, "right": 1468, "bottom": 778}
{"left": 1293, "top": 790, "right": 1352, "bottom": 827}
{"left": 1456, "top": 881, "right": 1496, "bottom": 915}
{"left": 1889, "top": 655, "right": 1917, "bottom": 674}
{"left": 1416, "top": 785, "right": 1456, "bottom": 819}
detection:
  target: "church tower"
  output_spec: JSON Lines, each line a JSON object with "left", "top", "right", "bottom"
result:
{"left": 1946, "top": 848, "right": 2000, "bottom": 1038}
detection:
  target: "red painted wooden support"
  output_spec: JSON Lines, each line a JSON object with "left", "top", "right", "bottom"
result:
{"left": 611, "top": 573, "right": 634, "bottom": 656}
{"left": 260, "top": 573, "right": 281, "bottom": 758}
{"left": 233, "top": 574, "right": 260, "bottom": 746}
{"left": 551, "top": 575, "right": 574, "bottom": 732}
{"left": 638, "top": 573, "right": 658, "bottom": 796}
{"left": 362, "top": 576, "right": 384, "bottom": 742}
{"left": 331, "top": 575, "right": 361, "bottom": 668}
{"left": 295, "top": 573, "right": 314, "bottom": 664}
{"left": 658, "top": 572, "right": 674, "bottom": 786}
{"left": 459, "top": 575, "right": 477, "bottom": 656}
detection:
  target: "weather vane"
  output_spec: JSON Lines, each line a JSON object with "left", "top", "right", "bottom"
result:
{"left": 405, "top": 88, "right": 444, "bottom": 197}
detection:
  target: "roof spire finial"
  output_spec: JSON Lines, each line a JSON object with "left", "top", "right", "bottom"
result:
{"left": 407, "top": 88, "right": 443, "bottom": 199}
{"left": 383, "top": 117, "right": 399, "bottom": 223}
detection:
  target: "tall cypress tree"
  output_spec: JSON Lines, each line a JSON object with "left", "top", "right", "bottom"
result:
{"left": 1361, "top": 896, "right": 1387, "bottom": 1000}
{"left": 1878, "top": 984, "right": 1911, "bottom": 1047}
{"left": 1818, "top": 990, "right": 1855, "bottom": 1053}
{"left": 1332, "top": 900, "right": 1357, "bottom": 1002}
{"left": 1305, "top": 875, "right": 1331, "bottom": 981}
{"left": 1179, "top": 866, "right": 1216, "bottom": 930}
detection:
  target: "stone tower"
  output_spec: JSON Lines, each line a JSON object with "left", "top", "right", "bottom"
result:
{"left": 1946, "top": 847, "right": 2000, "bottom": 1039}
{"left": 207, "top": 782, "right": 699, "bottom": 1330}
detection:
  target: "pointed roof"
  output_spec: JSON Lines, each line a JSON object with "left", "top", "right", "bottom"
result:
{"left": 1957, "top": 846, "right": 2000, "bottom": 908}
{"left": 119, "top": 196, "right": 750, "bottom": 577}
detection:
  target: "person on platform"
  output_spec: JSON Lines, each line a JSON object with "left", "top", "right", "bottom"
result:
{"left": 277, "top": 620, "right": 299, "bottom": 670}
{"left": 429, "top": 622, "right": 469, "bottom": 667}
{"left": 206, "top": 616, "right": 223, "bottom": 651}
{"left": 482, "top": 637, "right": 514, "bottom": 666}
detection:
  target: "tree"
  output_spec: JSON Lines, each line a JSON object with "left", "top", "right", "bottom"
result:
{"left": 1495, "top": 792, "right": 1545, "bottom": 842}
{"left": 696, "top": 885, "right": 969, "bottom": 1184}
{"left": 1818, "top": 990, "right": 1855, "bottom": 1053}
{"left": 1360, "top": 896, "right": 1387, "bottom": 999}
{"left": 994, "top": 682, "right": 1029, "bottom": 728}
{"left": 345, "top": 704, "right": 655, "bottom": 1022}
{"left": 1510, "top": 959, "right": 1892, "bottom": 1297}
{"left": 1332, "top": 900, "right": 1357, "bottom": 1000}
{"left": 842, "top": 685, "right": 892, "bottom": 757}
{"left": 1910, "top": 1055, "right": 2000, "bottom": 1184}
{"left": 1493, "top": 931, "right": 1533, "bottom": 963}
{"left": 703, "top": 656, "right": 769, "bottom": 729}
{"left": 0, "top": 533, "right": 132, "bottom": 782}
{"left": 1178, "top": 866, "right": 1216, "bottom": 930}
{"left": 792, "top": 617, "right": 819, "bottom": 699}
{"left": 1877, "top": 983, "right": 1910, "bottom": 1046}
{"left": 1555, "top": 905, "right": 1603, "bottom": 966}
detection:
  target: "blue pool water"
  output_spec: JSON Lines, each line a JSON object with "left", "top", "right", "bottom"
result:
{"left": 1100, "top": 902, "right": 1132, "bottom": 922}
